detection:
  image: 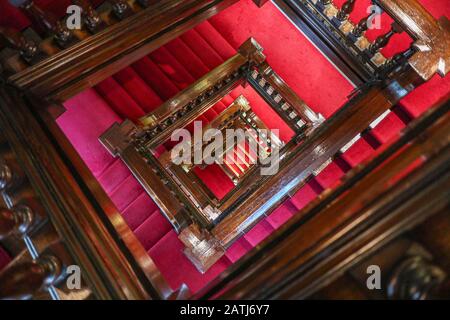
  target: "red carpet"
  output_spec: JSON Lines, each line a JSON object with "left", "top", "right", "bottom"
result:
{"left": 1, "top": 0, "right": 446, "bottom": 294}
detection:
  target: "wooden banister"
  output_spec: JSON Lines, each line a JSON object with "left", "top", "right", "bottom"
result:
{"left": 376, "top": 0, "right": 450, "bottom": 80}
{"left": 7, "top": 0, "right": 239, "bottom": 101}
{"left": 0, "top": 206, "right": 34, "bottom": 239}
{"left": 198, "top": 95, "right": 450, "bottom": 299}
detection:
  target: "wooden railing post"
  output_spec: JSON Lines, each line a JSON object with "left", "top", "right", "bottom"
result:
{"left": 377, "top": 0, "right": 450, "bottom": 80}
{"left": 0, "top": 256, "right": 62, "bottom": 300}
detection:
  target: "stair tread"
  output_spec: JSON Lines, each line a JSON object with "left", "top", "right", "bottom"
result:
{"left": 134, "top": 210, "right": 172, "bottom": 251}
{"left": 95, "top": 77, "right": 146, "bottom": 121}
{"left": 121, "top": 192, "right": 159, "bottom": 231}
{"left": 148, "top": 230, "right": 232, "bottom": 293}
{"left": 244, "top": 218, "right": 275, "bottom": 247}
{"left": 113, "top": 67, "right": 163, "bottom": 113}
{"left": 97, "top": 159, "right": 132, "bottom": 195}
{"left": 340, "top": 138, "right": 376, "bottom": 167}
{"left": 131, "top": 56, "right": 179, "bottom": 101}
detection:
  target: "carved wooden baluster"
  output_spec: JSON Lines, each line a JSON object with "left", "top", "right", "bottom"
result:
{"left": 337, "top": 0, "right": 356, "bottom": 21}
{"left": 109, "top": 0, "right": 132, "bottom": 19}
{"left": 11, "top": 0, "right": 73, "bottom": 47}
{"left": 0, "top": 206, "right": 34, "bottom": 239}
{"left": 368, "top": 23, "right": 400, "bottom": 55}
{"left": 0, "top": 256, "right": 62, "bottom": 300}
{"left": 0, "top": 27, "right": 39, "bottom": 63}
{"left": 387, "top": 256, "right": 447, "bottom": 300}
{"left": 72, "top": 0, "right": 103, "bottom": 33}
{"left": 381, "top": 47, "right": 414, "bottom": 73}
{"left": 352, "top": 15, "right": 370, "bottom": 37}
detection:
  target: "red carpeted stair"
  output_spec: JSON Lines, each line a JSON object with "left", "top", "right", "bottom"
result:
{"left": 2, "top": 0, "right": 446, "bottom": 294}
{"left": 0, "top": 245, "right": 10, "bottom": 272}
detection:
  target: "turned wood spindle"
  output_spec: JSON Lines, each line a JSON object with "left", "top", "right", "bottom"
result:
{"left": 0, "top": 163, "right": 14, "bottom": 191}
{"left": 368, "top": 23, "right": 400, "bottom": 55}
{"left": 387, "top": 256, "right": 447, "bottom": 300}
{"left": 0, "top": 256, "right": 62, "bottom": 300}
{"left": 72, "top": 0, "right": 102, "bottom": 33}
{"left": 10, "top": 0, "right": 73, "bottom": 47}
{"left": 352, "top": 15, "right": 370, "bottom": 37}
{"left": 381, "top": 48, "right": 414, "bottom": 72}
{"left": 320, "top": 0, "right": 332, "bottom": 5}
{"left": 337, "top": 0, "right": 356, "bottom": 21}
{"left": 0, "top": 27, "right": 38, "bottom": 63}
{"left": 109, "top": 0, "right": 131, "bottom": 19}
{"left": 0, "top": 205, "right": 34, "bottom": 239}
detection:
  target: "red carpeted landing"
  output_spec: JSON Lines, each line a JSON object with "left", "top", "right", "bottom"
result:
{"left": 51, "top": 0, "right": 450, "bottom": 294}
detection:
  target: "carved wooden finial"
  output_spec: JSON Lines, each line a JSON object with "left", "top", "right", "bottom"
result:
{"left": 378, "top": 0, "right": 450, "bottom": 80}
{"left": 73, "top": 0, "right": 103, "bottom": 33}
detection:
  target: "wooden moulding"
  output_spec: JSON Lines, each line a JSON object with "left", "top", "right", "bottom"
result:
{"left": 100, "top": 37, "right": 324, "bottom": 273}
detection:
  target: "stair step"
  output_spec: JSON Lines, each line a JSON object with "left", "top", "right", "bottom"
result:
{"left": 113, "top": 67, "right": 163, "bottom": 113}
{"left": 340, "top": 138, "right": 376, "bottom": 167}
{"left": 95, "top": 77, "right": 145, "bottom": 121}
{"left": 109, "top": 175, "right": 145, "bottom": 212}
{"left": 149, "top": 47, "right": 196, "bottom": 90}
{"left": 290, "top": 182, "right": 320, "bottom": 212}
{"left": 132, "top": 56, "right": 179, "bottom": 101}
{"left": 57, "top": 88, "right": 119, "bottom": 177}
{"left": 121, "top": 192, "right": 159, "bottom": 231}
{"left": 265, "top": 200, "right": 297, "bottom": 229}
{"left": 194, "top": 21, "right": 236, "bottom": 60}
{"left": 225, "top": 237, "right": 254, "bottom": 263}
{"left": 314, "top": 160, "right": 345, "bottom": 189}
{"left": 148, "top": 230, "right": 232, "bottom": 293}
{"left": 134, "top": 210, "right": 172, "bottom": 251}
{"left": 165, "top": 38, "right": 211, "bottom": 79}
{"left": 244, "top": 218, "right": 275, "bottom": 246}
{"left": 180, "top": 29, "right": 224, "bottom": 70}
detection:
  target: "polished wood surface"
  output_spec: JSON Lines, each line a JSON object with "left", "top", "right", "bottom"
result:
{"left": 7, "top": 0, "right": 239, "bottom": 101}
{"left": 0, "top": 0, "right": 448, "bottom": 299}
{"left": 378, "top": 0, "right": 450, "bottom": 80}
{"left": 197, "top": 96, "right": 449, "bottom": 299}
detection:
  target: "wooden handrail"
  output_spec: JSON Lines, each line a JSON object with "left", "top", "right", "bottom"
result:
{"left": 197, "top": 94, "right": 450, "bottom": 299}
{"left": 7, "top": 0, "right": 238, "bottom": 101}
{"left": 0, "top": 255, "right": 62, "bottom": 300}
